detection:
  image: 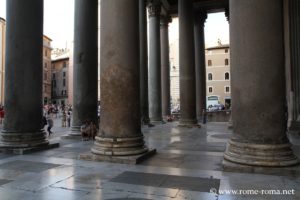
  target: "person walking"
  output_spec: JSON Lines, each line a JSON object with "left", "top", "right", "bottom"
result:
{"left": 47, "top": 111, "right": 54, "bottom": 136}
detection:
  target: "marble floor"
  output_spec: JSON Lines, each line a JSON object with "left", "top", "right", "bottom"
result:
{"left": 0, "top": 121, "right": 299, "bottom": 200}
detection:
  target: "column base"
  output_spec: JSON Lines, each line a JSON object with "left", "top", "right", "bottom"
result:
{"left": 0, "top": 130, "right": 59, "bottom": 154}
{"left": 178, "top": 119, "right": 200, "bottom": 128}
{"left": 69, "top": 126, "right": 81, "bottom": 136}
{"left": 289, "top": 120, "right": 300, "bottom": 132}
{"left": 224, "top": 140, "right": 299, "bottom": 167}
{"left": 149, "top": 117, "right": 165, "bottom": 125}
{"left": 222, "top": 159, "right": 300, "bottom": 176}
{"left": 227, "top": 121, "right": 233, "bottom": 129}
{"left": 79, "top": 148, "right": 156, "bottom": 164}
{"left": 0, "top": 130, "right": 48, "bottom": 148}
{"left": 91, "top": 135, "right": 149, "bottom": 156}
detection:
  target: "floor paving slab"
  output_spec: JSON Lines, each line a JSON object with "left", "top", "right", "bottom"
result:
{"left": 0, "top": 122, "right": 298, "bottom": 199}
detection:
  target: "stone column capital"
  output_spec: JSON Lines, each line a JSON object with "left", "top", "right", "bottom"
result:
{"left": 160, "top": 15, "right": 172, "bottom": 27}
{"left": 147, "top": 0, "right": 161, "bottom": 17}
{"left": 194, "top": 11, "right": 207, "bottom": 26}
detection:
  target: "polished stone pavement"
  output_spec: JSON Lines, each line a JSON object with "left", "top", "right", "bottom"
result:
{"left": 0, "top": 120, "right": 299, "bottom": 200}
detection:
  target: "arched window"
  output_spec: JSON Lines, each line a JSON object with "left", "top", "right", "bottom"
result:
{"left": 208, "top": 73, "right": 213, "bottom": 80}
{"left": 225, "top": 72, "right": 230, "bottom": 80}
{"left": 225, "top": 59, "right": 229, "bottom": 65}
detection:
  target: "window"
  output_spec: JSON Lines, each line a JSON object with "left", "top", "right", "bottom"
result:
{"left": 44, "top": 72, "right": 47, "bottom": 80}
{"left": 44, "top": 63, "right": 47, "bottom": 68}
{"left": 63, "top": 79, "right": 66, "bottom": 87}
{"left": 225, "top": 59, "right": 229, "bottom": 65}
{"left": 63, "top": 72, "right": 66, "bottom": 77}
{"left": 208, "top": 87, "right": 213, "bottom": 93}
{"left": 52, "top": 74, "right": 55, "bottom": 79}
{"left": 45, "top": 50, "right": 47, "bottom": 57}
{"left": 208, "top": 73, "right": 213, "bottom": 81}
{"left": 63, "top": 61, "right": 67, "bottom": 68}
{"left": 208, "top": 60, "right": 212, "bottom": 66}
{"left": 225, "top": 72, "right": 230, "bottom": 80}
{"left": 52, "top": 64, "right": 55, "bottom": 69}
{"left": 225, "top": 49, "right": 229, "bottom": 53}
{"left": 52, "top": 80, "right": 56, "bottom": 88}
{"left": 61, "top": 90, "right": 64, "bottom": 95}
{"left": 225, "top": 86, "right": 230, "bottom": 93}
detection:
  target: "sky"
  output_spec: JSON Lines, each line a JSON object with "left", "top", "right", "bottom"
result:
{"left": 0, "top": 0, "right": 228, "bottom": 48}
{"left": 169, "top": 13, "right": 229, "bottom": 47}
{"left": 0, "top": 0, "right": 75, "bottom": 48}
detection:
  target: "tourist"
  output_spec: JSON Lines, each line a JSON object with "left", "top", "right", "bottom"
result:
{"left": 46, "top": 111, "right": 54, "bottom": 136}
{"left": 0, "top": 106, "right": 4, "bottom": 124}
{"left": 67, "top": 111, "right": 71, "bottom": 127}
{"left": 61, "top": 110, "right": 67, "bottom": 127}
{"left": 89, "top": 121, "right": 97, "bottom": 140}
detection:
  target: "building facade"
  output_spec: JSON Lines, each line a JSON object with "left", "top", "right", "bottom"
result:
{"left": 206, "top": 44, "right": 231, "bottom": 107}
{"left": 51, "top": 51, "right": 69, "bottom": 106}
{"left": 169, "top": 38, "right": 180, "bottom": 109}
{"left": 43, "top": 35, "right": 53, "bottom": 104}
{"left": 0, "top": 18, "right": 5, "bottom": 105}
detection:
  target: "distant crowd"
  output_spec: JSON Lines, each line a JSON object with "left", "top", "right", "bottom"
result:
{"left": 43, "top": 104, "right": 73, "bottom": 135}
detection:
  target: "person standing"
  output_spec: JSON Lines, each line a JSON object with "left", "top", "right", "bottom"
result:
{"left": 62, "top": 110, "right": 67, "bottom": 127}
{"left": 0, "top": 106, "right": 4, "bottom": 124}
{"left": 67, "top": 111, "right": 71, "bottom": 127}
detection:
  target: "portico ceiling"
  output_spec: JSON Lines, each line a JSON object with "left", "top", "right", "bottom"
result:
{"left": 161, "top": 0, "right": 229, "bottom": 16}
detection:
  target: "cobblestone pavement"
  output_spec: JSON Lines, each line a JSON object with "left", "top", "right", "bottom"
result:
{"left": 0, "top": 120, "right": 299, "bottom": 200}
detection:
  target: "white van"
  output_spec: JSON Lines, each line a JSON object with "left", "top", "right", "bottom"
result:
{"left": 207, "top": 96, "right": 219, "bottom": 109}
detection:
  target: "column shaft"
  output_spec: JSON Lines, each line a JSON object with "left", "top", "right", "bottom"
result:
{"left": 139, "top": 0, "right": 149, "bottom": 123}
{"left": 224, "top": 0, "right": 298, "bottom": 166}
{"left": 0, "top": 0, "right": 48, "bottom": 147}
{"left": 161, "top": 16, "right": 171, "bottom": 118}
{"left": 148, "top": 1, "right": 163, "bottom": 123}
{"left": 194, "top": 12, "right": 207, "bottom": 122}
{"left": 289, "top": 0, "right": 300, "bottom": 130}
{"left": 179, "top": 0, "right": 197, "bottom": 125}
{"left": 92, "top": 0, "right": 148, "bottom": 156}
{"left": 71, "top": 0, "right": 98, "bottom": 134}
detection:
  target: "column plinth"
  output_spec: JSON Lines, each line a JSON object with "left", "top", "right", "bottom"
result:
{"left": 224, "top": 140, "right": 299, "bottom": 167}
{"left": 224, "top": 0, "right": 299, "bottom": 167}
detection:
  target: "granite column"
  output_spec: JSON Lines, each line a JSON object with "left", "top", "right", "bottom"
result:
{"left": 71, "top": 0, "right": 98, "bottom": 135}
{"left": 90, "top": 0, "right": 154, "bottom": 159}
{"left": 0, "top": 0, "right": 48, "bottom": 148}
{"left": 224, "top": 0, "right": 299, "bottom": 167}
{"left": 139, "top": 0, "right": 150, "bottom": 124}
{"left": 194, "top": 12, "right": 207, "bottom": 123}
{"left": 148, "top": 0, "right": 163, "bottom": 123}
{"left": 179, "top": 0, "right": 197, "bottom": 126}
